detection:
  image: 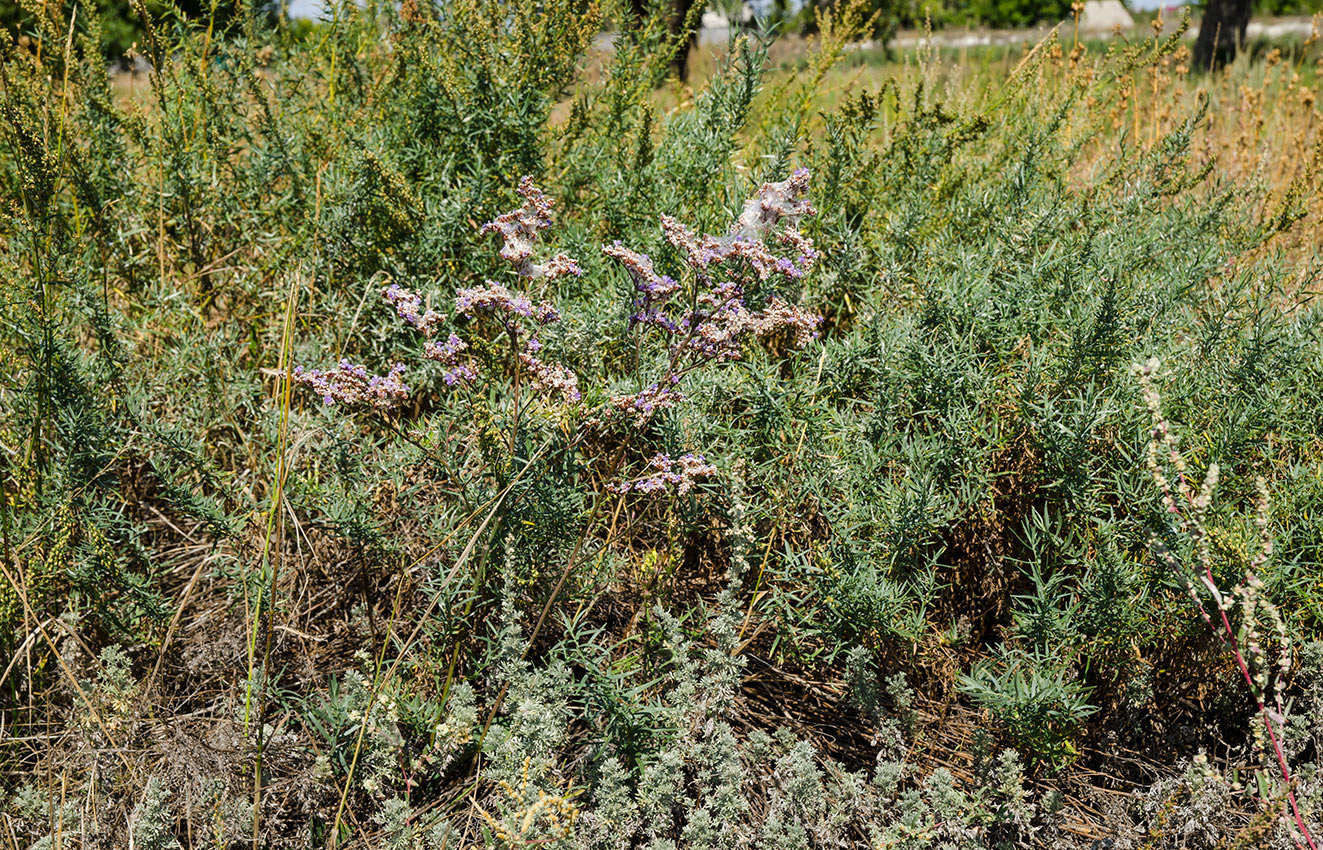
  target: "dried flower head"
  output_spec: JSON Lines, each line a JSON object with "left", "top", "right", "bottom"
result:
{"left": 383, "top": 282, "right": 445, "bottom": 336}
{"left": 456, "top": 283, "right": 561, "bottom": 328}
{"left": 606, "top": 169, "right": 822, "bottom": 371}
{"left": 481, "top": 176, "right": 583, "bottom": 280}
{"left": 519, "top": 354, "right": 581, "bottom": 404}
{"left": 732, "top": 167, "right": 815, "bottom": 240}
{"left": 607, "top": 452, "right": 717, "bottom": 496}
{"left": 608, "top": 378, "right": 685, "bottom": 426}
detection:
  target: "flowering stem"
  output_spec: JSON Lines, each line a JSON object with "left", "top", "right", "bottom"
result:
{"left": 1209, "top": 562, "right": 1317, "bottom": 849}
{"left": 1135, "top": 360, "right": 1317, "bottom": 849}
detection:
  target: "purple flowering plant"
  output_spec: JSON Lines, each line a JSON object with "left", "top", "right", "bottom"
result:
{"left": 293, "top": 178, "right": 581, "bottom": 422}
{"left": 292, "top": 171, "right": 824, "bottom": 498}
{"left": 601, "top": 167, "right": 823, "bottom": 435}
{"left": 290, "top": 360, "right": 411, "bottom": 411}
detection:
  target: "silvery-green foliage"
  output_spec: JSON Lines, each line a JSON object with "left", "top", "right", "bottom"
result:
{"left": 747, "top": 729, "right": 775, "bottom": 764}
{"left": 694, "top": 723, "right": 748, "bottom": 833}
{"left": 1285, "top": 767, "right": 1322, "bottom": 850}
{"left": 72, "top": 642, "right": 139, "bottom": 740}
{"left": 863, "top": 669, "right": 917, "bottom": 762}
{"left": 724, "top": 461, "right": 755, "bottom": 585}
{"left": 475, "top": 587, "right": 579, "bottom": 847}
{"left": 572, "top": 595, "right": 1049, "bottom": 849}
{"left": 885, "top": 673, "right": 918, "bottom": 742}
{"left": 6, "top": 783, "right": 82, "bottom": 850}
{"left": 638, "top": 748, "right": 687, "bottom": 836}
{"left": 1285, "top": 641, "right": 1323, "bottom": 762}
{"left": 577, "top": 756, "right": 641, "bottom": 850}
{"left": 6, "top": 0, "right": 1323, "bottom": 842}
{"left": 926, "top": 768, "right": 984, "bottom": 848}
{"left": 760, "top": 741, "right": 828, "bottom": 849}
{"left": 485, "top": 590, "right": 573, "bottom": 788}
{"left": 1278, "top": 641, "right": 1323, "bottom": 848}
{"left": 235, "top": 662, "right": 270, "bottom": 726}
{"left": 373, "top": 796, "right": 455, "bottom": 850}
{"left": 424, "top": 819, "right": 457, "bottom": 850}
{"left": 845, "top": 645, "right": 881, "bottom": 719}
{"left": 825, "top": 768, "right": 874, "bottom": 837}
{"left": 633, "top": 603, "right": 750, "bottom": 844}
{"left": 341, "top": 660, "right": 406, "bottom": 798}
{"left": 444, "top": 681, "right": 479, "bottom": 746}
{"left": 657, "top": 591, "right": 746, "bottom": 726}
{"left": 891, "top": 787, "right": 934, "bottom": 845}
{"left": 1140, "top": 756, "right": 1237, "bottom": 849}
{"left": 97, "top": 643, "right": 134, "bottom": 695}
{"left": 310, "top": 648, "right": 476, "bottom": 802}
{"left": 375, "top": 797, "right": 417, "bottom": 850}
{"left": 989, "top": 750, "right": 1034, "bottom": 835}
{"left": 874, "top": 756, "right": 908, "bottom": 799}
{"left": 131, "top": 777, "right": 181, "bottom": 850}
{"left": 680, "top": 807, "right": 721, "bottom": 850}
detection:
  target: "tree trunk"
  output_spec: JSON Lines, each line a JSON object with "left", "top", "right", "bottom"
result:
{"left": 1193, "top": 0, "right": 1252, "bottom": 70}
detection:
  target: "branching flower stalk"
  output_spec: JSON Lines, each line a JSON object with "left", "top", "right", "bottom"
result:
{"left": 602, "top": 167, "right": 821, "bottom": 432}
{"left": 1132, "top": 358, "right": 1317, "bottom": 850}
{"left": 291, "top": 172, "right": 823, "bottom": 498}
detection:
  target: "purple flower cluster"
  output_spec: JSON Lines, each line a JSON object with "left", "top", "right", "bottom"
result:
{"left": 539, "top": 253, "right": 583, "bottom": 281}
{"left": 291, "top": 173, "right": 820, "bottom": 483}
{"left": 608, "top": 377, "right": 684, "bottom": 426}
{"left": 423, "top": 333, "right": 477, "bottom": 385}
{"left": 674, "top": 285, "right": 821, "bottom": 363}
{"left": 748, "top": 295, "right": 822, "bottom": 348}
{"left": 453, "top": 284, "right": 577, "bottom": 407}
{"left": 461, "top": 181, "right": 588, "bottom": 407}
{"left": 455, "top": 283, "right": 561, "bottom": 328}
{"left": 601, "top": 168, "right": 824, "bottom": 414}
{"left": 601, "top": 242, "right": 680, "bottom": 296}
{"left": 607, "top": 453, "right": 717, "bottom": 496}
{"left": 382, "top": 282, "right": 445, "bottom": 336}
{"left": 659, "top": 215, "right": 816, "bottom": 282}
{"left": 291, "top": 360, "right": 410, "bottom": 411}
{"left": 776, "top": 228, "right": 819, "bottom": 277}
{"left": 289, "top": 179, "right": 584, "bottom": 413}
{"left": 480, "top": 176, "right": 584, "bottom": 281}
{"left": 519, "top": 353, "right": 581, "bottom": 404}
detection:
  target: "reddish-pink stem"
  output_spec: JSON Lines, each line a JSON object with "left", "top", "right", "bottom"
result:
{"left": 1167, "top": 472, "right": 1318, "bottom": 850}
{"left": 1209, "top": 569, "right": 1316, "bottom": 850}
